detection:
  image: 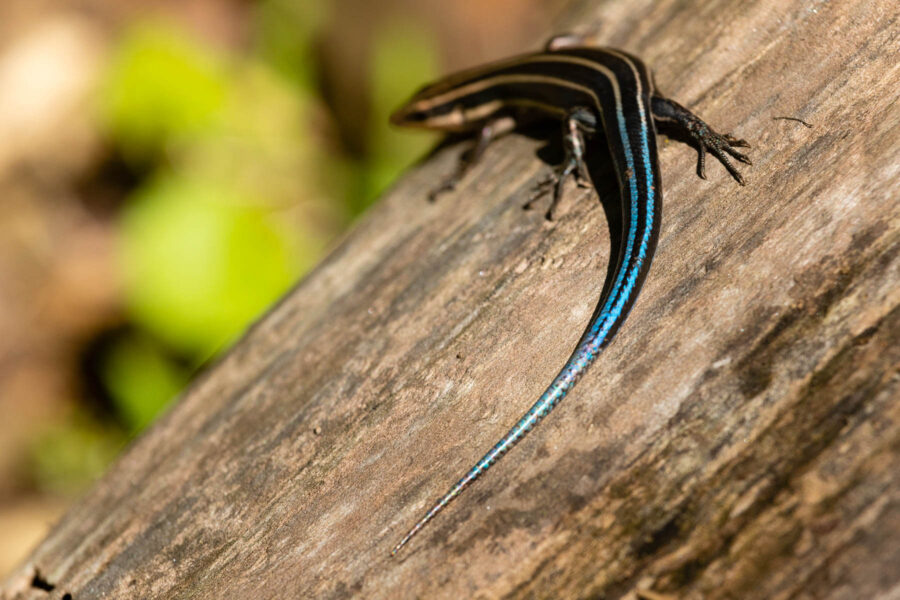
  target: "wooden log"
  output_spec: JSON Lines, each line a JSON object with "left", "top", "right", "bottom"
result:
{"left": 3, "top": 0, "right": 898, "bottom": 597}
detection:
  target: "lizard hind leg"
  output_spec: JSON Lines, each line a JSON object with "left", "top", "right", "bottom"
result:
{"left": 524, "top": 107, "right": 597, "bottom": 220}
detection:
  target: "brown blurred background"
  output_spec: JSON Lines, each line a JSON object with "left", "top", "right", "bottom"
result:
{"left": 0, "top": 0, "right": 565, "bottom": 577}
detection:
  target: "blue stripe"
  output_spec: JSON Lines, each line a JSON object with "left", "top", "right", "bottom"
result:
{"left": 392, "top": 53, "right": 662, "bottom": 556}
{"left": 464, "top": 72, "right": 656, "bottom": 483}
{"left": 586, "top": 82, "right": 656, "bottom": 350}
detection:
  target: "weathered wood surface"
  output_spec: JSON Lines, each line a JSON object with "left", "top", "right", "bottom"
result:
{"left": 3, "top": 0, "right": 899, "bottom": 598}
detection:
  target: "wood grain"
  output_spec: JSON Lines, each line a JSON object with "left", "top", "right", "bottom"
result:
{"left": 3, "top": 0, "right": 898, "bottom": 598}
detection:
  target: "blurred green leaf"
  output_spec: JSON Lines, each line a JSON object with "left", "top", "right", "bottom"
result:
{"left": 187, "top": 60, "right": 341, "bottom": 214}
{"left": 101, "top": 333, "right": 188, "bottom": 433}
{"left": 100, "top": 22, "right": 228, "bottom": 159}
{"left": 120, "top": 175, "right": 303, "bottom": 356}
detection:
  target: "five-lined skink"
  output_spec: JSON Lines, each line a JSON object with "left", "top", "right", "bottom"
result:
{"left": 389, "top": 33, "right": 750, "bottom": 556}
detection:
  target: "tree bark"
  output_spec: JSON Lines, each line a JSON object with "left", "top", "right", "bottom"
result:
{"left": 3, "top": 0, "right": 898, "bottom": 598}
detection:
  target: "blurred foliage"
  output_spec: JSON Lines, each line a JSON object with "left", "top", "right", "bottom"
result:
{"left": 28, "top": 1, "right": 442, "bottom": 495}
{"left": 119, "top": 175, "right": 305, "bottom": 356}
{"left": 100, "top": 24, "right": 227, "bottom": 161}
{"left": 360, "top": 20, "right": 439, "bottom": 212}
{"left": 254, "top": 0, "right": 328, "bottom": 87}
{"left": 28, "top": 413, "right": 128, "bottom": 496}
{"left": 100, "top": 332, "right": 189, "bottom": 433}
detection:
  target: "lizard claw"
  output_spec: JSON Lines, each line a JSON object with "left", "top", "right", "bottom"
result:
{"left": 651, "top": 96, "right": 751, "bottom": 185}
{"left": 693, "top": 127, "right": 751, "bottom": 185}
